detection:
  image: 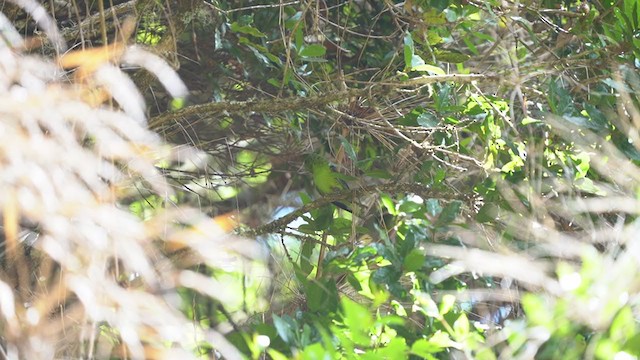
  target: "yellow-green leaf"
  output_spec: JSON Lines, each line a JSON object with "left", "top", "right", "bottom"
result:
{"left": 412, "top": 64, "right": 446, "bottom": 75}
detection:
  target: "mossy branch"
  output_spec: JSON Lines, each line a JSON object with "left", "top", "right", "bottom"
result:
{"left": 149, "top": 74, "right": 492, "bottom": 131}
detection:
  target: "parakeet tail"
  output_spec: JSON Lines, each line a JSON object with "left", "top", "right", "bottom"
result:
{"left": 332, "top": 201, "right": 352, "bottom": 213}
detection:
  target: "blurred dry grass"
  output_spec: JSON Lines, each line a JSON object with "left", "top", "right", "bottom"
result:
{"left": 0, "top": 2, "right": 261, "bottom": 359}
{"left": 426, "top": 67, "right": 640, "bottom": 356}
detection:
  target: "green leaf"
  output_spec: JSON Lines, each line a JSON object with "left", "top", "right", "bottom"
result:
{"left": 412, "top": 64, "right": 446, "bottom": 75}
{"left": 267, "top": 349, "right": 290, "bottom": 360}
{"left": 170, "top": 97, "right": 186, "bottom": 111}
{"left": 372, "top": 266, "right": 401, "bottom": 285}
{"left": 429, "top": 331, "right": 460, "bottom": 349}
{"left": 623, "top": 333, "right": 640, "bottom": 355}
{"left": 439, "top": 294, "right": 456, "bottom": 315}
{"left": 436, "top": 200, "right": 461, "bottom": 225}
{"left": 476, "top": 203, "right": 499, "bottom": 223}
{"left": 381, "top": 194, "right": 397, "bottom": 215}
{"left": 614, "top": 7, "right": 634, "bottom": 37}
{"left": 301, "top": 343, "right": 331, "bottom": 359}
{"left": 365, "top": 169, "right": 393, "bottom": 179}
{"left": 462, "top": 36, "right": 479, "bottom": 55}
{"left": 612, "top": 131, "right": 640, "bottom": 161}
{"left": 411, "top": 54, "right": 426, "bottom": 69}
{"left": 399, "top": 230, "right": 417, "bottom": 258}
{"left": 521, "top": 116, "right": 542, "bottom": 125}
{"left": 413, "top": 291, "right": 440, "bottom": 319}
{"left": 595, "top": 339, "right": 620, "bottom": 360}
{"left": 433, "top": 168, "right": 446, "bottom": 185}
{"left": 475, "top": 347, "right": 498, "bottom": 360}
{"left": 310, "top": 205, "right": 334, "bottom": 231}
{"left": 610, "top": 306, "right": 635, "bottom": 342}
{"left": 453, "top": 313, "right": 470, "bottom": 337}
{"left": 562, "top": 115, "right": 604, "bottom": 131}
{"left": 548, "top": 80, "right": 575, "bottom": 115}
{"left": 346, "top": 273, "right": 363, "bottom": 291}
{"left": 341, "top": 298, "right": 373, "bottom": 346}
{"left": 267, "top": 78, "right": 281, "bottom": 87}
{"left": 377, "top": 337, "right": 409, "bottom": 359}
{"left": 339, "top": 136, "right": 358, "bottom": 161}
{"left": 417, "top": 112, "right": 439, "bottom": 127}
{"left": 299, "top": 44, "right": 326, "bottom": 57}
{"left": 398, "top": 198, "right": 422, "bottom": 213}
{"left": 230, "top": 22, "right": 266, "bottom": 37}
{"left": 404, "top": 32, "right": 415, "bottom": 71}
{"left": 411, "top": 339, "right": 443, "bottom": 357}
{"left": 403, "top": 249, "right": 425, "bottom": 272}
{"left": 521, "top": 294, "right": 553, "bottom": 328}
{"left": 306, "top": 279, "right": 338, "bottom": 312}
{"left": 426, "top": 31, "right": 443, "bottom": 45}
{"left": 294, "top": 27, "right": 304, "bottom": 51}
{"left": 297, "top": 224, "right": 318, "bottom": 234}
{"left": 285, "top": 11, "right": 303, "bottom": 30}
{"left": 424, "top": 9, "right": 447, "bottom": 24}
{"left": 624, "top": 0, "right": 640, "bottom": 29}
{"left": 434, "top": 49, "right": 471, "bottom": 63}
{"left": 272, "top": 315, "right": 296, "bottom": 344}
{"left": 426, "top": 199, "right": 442, "bottom": 218}
{"left": 435, "top": 83, "right": 452, "bottom": 111}
{"left": 583, "top": 103, "right": 610, "bottom": 131}
{"left": 376, "top": 315, "right": 405, "bottom": 327}
{"left": 300, "top": 239, "right": 315, "bottom": 277}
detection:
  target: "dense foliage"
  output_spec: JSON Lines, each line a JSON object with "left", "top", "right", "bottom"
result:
{"left": 2, "top": 0, "right": 640, "bottom": 359}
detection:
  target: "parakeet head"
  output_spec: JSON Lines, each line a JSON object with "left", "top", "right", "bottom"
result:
{"left": 304, "top": 153, "right": 327, "bottom": 172}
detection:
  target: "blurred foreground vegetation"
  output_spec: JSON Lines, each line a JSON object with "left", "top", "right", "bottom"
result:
{"left": 2, "top": 0, "right": 640, "bottom": 359}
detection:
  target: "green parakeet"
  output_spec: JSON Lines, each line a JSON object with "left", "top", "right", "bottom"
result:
{"left": 304, "top": 154, "right": 352, "bottom": 212}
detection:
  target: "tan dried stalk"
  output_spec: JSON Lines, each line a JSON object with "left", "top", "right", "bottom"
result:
{"left": 0, "top": 4, "right": 259, "bottom": 359}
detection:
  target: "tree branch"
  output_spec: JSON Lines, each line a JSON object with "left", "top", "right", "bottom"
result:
{"left": 149, "top": 74, "right": 495, "bottom": 131}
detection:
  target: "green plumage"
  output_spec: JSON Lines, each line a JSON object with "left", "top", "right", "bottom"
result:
{"left": 304, "top": 154, "right": 351, "bottom": 212}
{"left": 305, "top": 154, "right": 345, "bottom": 194}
